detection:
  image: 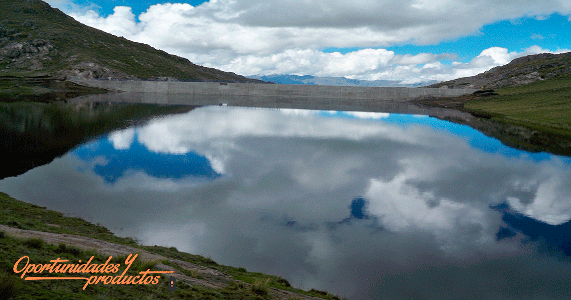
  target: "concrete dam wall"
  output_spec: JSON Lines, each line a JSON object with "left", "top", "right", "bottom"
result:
{"left": 70, "top": 78, "right": 477, "bottom": 113}
{"left": 71, "top": 78, "right": 477, "bottom": 102}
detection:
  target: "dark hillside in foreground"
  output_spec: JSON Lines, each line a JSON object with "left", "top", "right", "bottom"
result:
{"left": 0, "top": 0, "right": 259, "bottom": 82}
{"left": 0, "top": 193, "right": 342, "bottom": 299}
{"left": 430, "top": 51, "right": 571, "bottom": 89}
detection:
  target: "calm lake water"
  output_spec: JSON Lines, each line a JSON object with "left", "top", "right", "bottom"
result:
{"left": 2, "top": 104, "right": 571, "bottom": 299}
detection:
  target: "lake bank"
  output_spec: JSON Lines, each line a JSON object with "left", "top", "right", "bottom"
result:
{"left": 3, "top": 104, "right": 571, "bottom": 299}
{"left": 412, "top": 76, "right": 571, "bottom": 156}
{"left": 0, "top": 75, "right": 108, "bottom": 102}
{"left": 0, "top": 192, "right": 342, "bottom": 300}
{"left": 3, "top": 75, "right": 571, "bottom": 157}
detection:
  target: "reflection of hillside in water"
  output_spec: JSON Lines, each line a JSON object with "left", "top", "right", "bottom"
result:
{"left": 74, "top": 91, "right": 571, "bottom": 157}
{"left": 3, "top": 105, "right": 570, "bottom": 299}
{"left": 0, "top": 101, "right": 193, "bottom": 179}
{"left": 437, "top": 114, "right": 571, "bottom": 157}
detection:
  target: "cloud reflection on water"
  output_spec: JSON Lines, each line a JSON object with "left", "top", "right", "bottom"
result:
{"left": 2, "top": 106, "right": 571, "bottom": 299}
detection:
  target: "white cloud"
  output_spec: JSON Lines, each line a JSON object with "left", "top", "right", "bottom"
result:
{"left": 79, "top": 6, "right": 140, "bottom": 37}
{"left": 390, "top": 53, "right": 456, "bottom": 66}
{"left": 344, "top": 111, "right": 390, "bottom": 119}
{"left": 60, "top": 0, "right": 571, "bottom": 83}
{"left": 108, "top": 128, "right": 135, "bottom": 150}
{"left": 3, "top": 106, "right": 571, "bottom": 298}
{"left": 46, "top": 0, "right": 101, "bottom": 14}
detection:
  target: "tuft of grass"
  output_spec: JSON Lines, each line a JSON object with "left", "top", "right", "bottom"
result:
{"left": 161, "top": 260, "right": 202, "bottom": 279}
{"left": 54, "top": 243, "right": 82, "bottom": 256}
{"left": 22, "top": 237, "right": 44, "bottom": 249}
{"left": 142, "top": 245, "right": 219, "bottom": 268}
{"left": 129, "top": 257, "right": 159, "bottom": 273}
{"left": 275, "top": 277, "right": 291, "bottom": 288}
{"left": 0, "top": 272, "right": 18, "bottom": 300}
{"left": 250, "top": 283, "right": 269, "bottom": 296}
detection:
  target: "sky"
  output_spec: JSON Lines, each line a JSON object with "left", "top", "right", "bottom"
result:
{"left": 46, "top": 0, "right": 571, "bottom": 84}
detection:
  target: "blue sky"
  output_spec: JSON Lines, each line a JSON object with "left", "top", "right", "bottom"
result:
{"left": 74, "top": 131, "right": 220, "bottom": 183}
{"left": 48, "top": 0, "right": 571, "bottom": 84}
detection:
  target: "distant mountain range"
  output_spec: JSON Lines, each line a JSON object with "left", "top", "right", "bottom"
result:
{"left": 0, "top": 0, "right": 258, "bottom": 82}
{"left": 249, "top": 74, "right": 437, "bottom": 87}
{"left": 3, "top": 0, "right": 569, "bottom": 88}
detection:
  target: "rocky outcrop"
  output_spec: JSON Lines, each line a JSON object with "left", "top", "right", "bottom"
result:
{"left": 0, "top": 0, "right": 261, "bottom": 82}
{"left": 0, "top": 39, "right": 56, "bottom": 71}
{"left": 431, "top": 52, "right": 571, "bottom": 89}
{"left": 59, "top": 62, "right": 137, "bottom": 80}
{"left": 0, "top": 39, "right": 54, "bottom": 59}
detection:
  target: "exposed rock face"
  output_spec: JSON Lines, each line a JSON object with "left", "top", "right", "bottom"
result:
{"left": 1, "top": 39, "right": 54, "bottom": 58}
{"left": 0, "top": 0, "right": 261, "bottom": 82}
{"left": 431, "top": 52, "right": 571, "bottom": 89}
{"left": 60, "top": 62, "right": 136, "bottom": 80}
{"left": 0, "top": 39, "right": 56, "bottom": 71}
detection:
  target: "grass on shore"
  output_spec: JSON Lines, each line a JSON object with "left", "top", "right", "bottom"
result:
{"left": 0, "top": 75, "right": 108, "bottom": 102}
{"left": 0, "top": 192, "right": 343, "bottom": 299}
{"left": 0, "top": 233, "right": 287, "bottom": 300}
{"left": 463, "top": 76, "right": 571, "bottom": 137}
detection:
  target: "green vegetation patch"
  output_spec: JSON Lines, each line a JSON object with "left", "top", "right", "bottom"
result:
{"left": 0, "top": 0, "right": 257, "bottom": 82}
{"left": 0, "top": 193, "right": 343, "bottom": 299}
{"left": 0, "top": 233, "right": 208, "bottom": 300}
{"left": 464, "top": 76, "right": 571, "bottom": 136}
{"left": 0, "top": 76, "right": 108, "bottom": 102}
{"left": 0, "top": 192, "right": 139, "bottom": 246}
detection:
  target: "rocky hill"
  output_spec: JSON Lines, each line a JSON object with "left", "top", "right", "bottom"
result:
{"left": 430, "top": 51, "right": 571, "bottom": 89}
{"left": 0, "top": 0, "right": 259, "bottom": 82}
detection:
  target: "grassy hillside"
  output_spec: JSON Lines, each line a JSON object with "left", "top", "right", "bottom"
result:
{"left": 0, "top": 192, "right": 343, "bottom": 299}
{"left": 418, "top": 64, "right": 571, "bottom": 155}
{"left": 464, "top": 76, "right": 571, "bottom": 136}
{"left": 430, "top": 52, "right": 571, "bottom": 89}
{"left": 0, "top": 75, "right": 109, "bottom": 102}
{"left": 0, "top": 0, "right": 258, "bottom": 82}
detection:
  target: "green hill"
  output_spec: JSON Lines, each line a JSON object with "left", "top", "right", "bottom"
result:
{"left": 0, "top": 0, "right": 258, "bottom": 82}
{"left": 433, "top": 52, "right": 571, "bottom": 136}
{"left": 430, "top": 52, "right": 571, "bottom": 89}
{"left": 422, "top": 52, "right": 571, "bottom": 156}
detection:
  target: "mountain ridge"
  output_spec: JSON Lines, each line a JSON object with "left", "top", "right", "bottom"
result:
{"left": 249, "top": 74, "right": 436, "bottom": 87}
{"left": 430, "top": 51, "right": 571, "bottom": 89}
{"left": 0, "top": 0, "right": 260, "bottom": 82}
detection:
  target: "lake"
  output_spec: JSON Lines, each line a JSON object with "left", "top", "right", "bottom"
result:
{"left": 2, "top": 101, "right": 571, "bottom": 299}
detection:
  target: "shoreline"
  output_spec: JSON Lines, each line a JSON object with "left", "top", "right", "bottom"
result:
{"left": 0, "top": 192, "right": 343, "bottom": 300}
{"left": 409, "top": 84, "right": 571, "bottom": 157}
{"left": 3, "top": 75, "right": 571, "bottom": 157}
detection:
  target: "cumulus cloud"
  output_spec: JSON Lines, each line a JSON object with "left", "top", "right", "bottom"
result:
{"left": 108, "top": 128, "right": 135, "bottom": 149}
{"left": 78, "top": 6, "right": 140, "bottom": 37}
{"left": 133, "top": 107, "right": 571, "bottom": 227}
{"left": 58, "top": 0, "right": 571, "bottom": 83}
